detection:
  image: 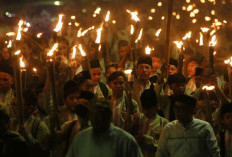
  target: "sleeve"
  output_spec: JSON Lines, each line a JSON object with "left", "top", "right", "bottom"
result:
{"left": 156, "top": 125, "right": 170, "bottom": 157}
{"left": 126, "top": 137, "right": 144, "bottom": 157}
{"left": 65, "top": 141, "right": 76, "bottom": 157}
{"left": 205, "top": 124, "right": 221, "bottom": 157}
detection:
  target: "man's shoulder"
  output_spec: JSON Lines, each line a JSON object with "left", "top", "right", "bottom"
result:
{"left": 111, "top": 125, "right": 136, "bottom": 141}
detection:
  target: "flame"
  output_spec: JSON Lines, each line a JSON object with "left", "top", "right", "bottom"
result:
{"left": 130, "top": 25, "right": 134, "bottom": 35}
{"left": 33, "top": 68, "right": 37, "bottom": 72}
{"left": 16, "top": 20, "right": 24, "bottom": 40}
{"left": 47, "top": 43, "right": 58, "bottom": 57}
{"left": 145, "top": 45, "right": 151, "bottom": 55}
{"left": 78, "top": 44, "right": 86, "bottom": 57}
{"left": 213, "top": 51, "right": 217, "bottom": 55}
{"left": 20, "top": 57, "right": 25, "bottom": 68}
{"left": 23, "top": 28, "right": 28, "bottom": 32}
{"left": 135, "top": 28, "right": 143, "bottom": 43}
{"left": 201, "top": 27, "right": 210, "bottom": 32}
{"left": 7, "top": 40, "right": 12, "bottom": 48}
{"left": 14, "top": 50, "right": 21, "bottom": 55}
{"left": 224, "top": 57, "right": 232, "bottom": 67}
{"left": 202, "top": 85, "right": 215, "bottom": 91}
{"left": 209, "top": 35, "right": 217, "bottom": 46}
{"left": 205, "top": 16, "right": 211, "bottom": 21}
{"left": 81, "top": 26, "right": 95, "bottom": 36}
{"left": 72, "top": 45, "right": 77, "bottom": 59}
{"left": 37, "top": 33, "right": 43, "bottom": 38}
{"left": 53, "top": 14, "right": 64, "bottom": 32}
{"left": 200, "top": 0, "right": 205, "bottom": 3}
{"left": 95, "top": 24, "right": 103, "bottom": 44}
{"left": 6, "top": 32, "right": 15, "bottom": 36}
{"left": 199, "top": 32, "right": 204, "bottom": 46}
{"left": 124, "top": 69, "right": 132, "bottom": 75}
{"left": 187, "top": 5, "right": 193, "bottom": 11}
{"left": 126, "top": 10, "right": 140, "bottom": 22}
{"left": 208, "top": 0, "right": 216, "bottom": 5}
{"left": 182, "top": 31, "right": 192, "bottom": 40}
{"left": 94, "top": 7, "right": 101, "bottom": 14}
{"left": 155, "top": 28, "right": 162, "bottom": 37}
{"left": 173, "top": 41, "right": 183, "bottom": 49}
{"left": 77, "top": 28, "right": 82, "bottom": 38}
{"left": 105, "top": 11, "right": 110, "bottom": 22}
{"left": 210, "top": 30, "right": 216, "bottom": 36}
{"left": 98, "top": 45, "right": 102, "bottom": 51}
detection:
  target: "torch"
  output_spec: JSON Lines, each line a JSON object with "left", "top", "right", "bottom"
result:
{"left": 78, "top": 44, "right": 92, "bottom": 79}
{"left": 224, "top": 57, "right": 232, "bottom": 99}
{"left": 53, "top": 14, "right": 64, "bottom": 42}
{"left": 104, "top": 10, "right": 111, "bottom": 66}
{"left": 173, "top": 41, "right": 184, "bottom": 74}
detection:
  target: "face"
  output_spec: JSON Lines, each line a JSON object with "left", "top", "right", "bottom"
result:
{"left": 80, "top": 79, "right": 94, "bottom": 93}
{"left": 118, "top": 45, "right": 131, "bottom": 58}
{"left": 143, "top": 106, "right": 158, "bottom": 119}
{"left": 64, "top": 93, "right": 79, "bottom": 113}
{"left": 187, "top": 61, "right": 199, "bottom": 77}
{"left": 168, "top": 65, "right": 178, "bottom": 75}
{"left": 222, "top": 112, "right": 232, "bottom": 130}
{"left": 105, "top": 67, "right": 117, "bottom": 81}
{"left": 152, "top": 57, "right": 161, "bottom": 73}
{"left": 137, "top": 64, "right": 152, "bottom": 81}
{"left": 169, "top": 83, "right": 186, "bottom": 96}
{"left": 91, "top": 68, "right": 102, "bottom": 86}
{"left": 174, "top": 101, "right": 194, "bottom": 123}
{"left": 0, "top": 72, "right": 13, "bottom": 93}
{"left": 2, "top": 48, "right": 10, "bottom": 60}
{"left": 109, "top": 76, "right": 125, "bottom": 96}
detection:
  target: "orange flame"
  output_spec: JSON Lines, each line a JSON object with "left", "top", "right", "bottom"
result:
{"left": 155, "top": 28, "right": 162, "bottom": 37}
{"left": 7, "top": 40, "right": 12, "bottom": 48}
{"left": 20, "top": 56, "right": 25, "bottom": 68}
{"left": 224, "top": 57, "right": 232, "bottom": 67}
{"left": 16, "top": 20, "right": 24, "bottom": 40}
{"left": 201, "top": 27, "right": 210, "bottom": 32}
{"left": 126, "top": 10, "right": 140, "bottom": 22}
{"left": 130, "top": 25, "right": 134, "bottom": 35}
{"left": 95, "top": 24, "right": 103, "bottom": 44}
{"left": 77, "top": 28, "right": 82, "bottom": 38}
{"left": 124, "top": 69, "right": 132, "bottom": 75}
{"left": 72, "top": 45, "right": 77, "bottom": 59}
{"left": 145, "top": 45, "right": 151, "bottom": 55}
{"left": 182, "top": 31, "right": 192, "bottom": 40}
{"left": 209, "top": 35, "right": 217, "bottom": 47}
{"left": 53, "top": 14, "right": 64, "bottom": 32}
{"left": 202, "top": 85, "right": 215, "bottom": 91}
{"left": 6, "top": 32, "right": 15, "bottom": 36}
{"left": 14, "top": 50, "right": 21, "bottom": 55}
{"left": 173, "top": 41, "right": 183, "bottom": 49}
{"left": 199, "top": 32, "right": 204, "bottom": 46}
{"left": 37, "top": 33, "right": 43, "bottom": 38}
{"left": 47, "top": 43, "right": 58, "bottom": 57}
{"left": 78, "top": 44, "right": 86, "bottom": 57}
{"left": 33, "top": 68, "right": 37, "bottom": 72}
{"left": 135, "top": 28, "right": 143, "bottom": 43}
{"left": 98, "top": 45, "right": 102, "bottom": 51}
{"left": 105, "top": 11, "right": 110, "bottom": 22}
{"left": 81, "top": 26, "right": 95, "bottom": 36}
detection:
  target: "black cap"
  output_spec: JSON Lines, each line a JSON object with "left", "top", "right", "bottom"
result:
{"left": 137, "top": 56, "right": 152, "bottom": 67}
{"left": 140, "top": 84, "right": 157, "bottom": 109}
{"left": 90, "top": 59, "right": 101, "bottom": 69}
{"left": 169, "top": 58, "right": 178, "bottom": 67}
{"left": 175, "top": 94, "right": 196, "bottom": 107}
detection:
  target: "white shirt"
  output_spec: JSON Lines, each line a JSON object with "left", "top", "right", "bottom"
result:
{"left": 156, "top": 118, "right": 220, "bottom": 157}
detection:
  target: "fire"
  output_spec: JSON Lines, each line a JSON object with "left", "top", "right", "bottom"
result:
{"left": 205, "top": 16, "right": 211, "bottom": 21}
{"left": 135, "top": 28, "right": 143, "bottom": 43}
{"left": 145, "top": 45, "right": 152, "bottom": 55}
{"left": 124, "top": 69, "right": 132, "bottom": 75}
{"left": 202, "top": 85, "right": 215, "bottom": 91}
{"left": 213, "top": 51, "right": 217, "bottom": 55}
{"left": 209, "top": 35, "right": 217, "bottom": 47}
{"left": 105, "top": 11, "right": 110, "bottom": 22}
{"left": 23, "top": 28, "right": 28, "bottom": 32}
{"left": 37, "top": 33, "right": 43, "bottom": 38}
{"left": 130, "top": 25, "right": 134, "bottom": 35}
{"left": 72, "top": 45, "right": 77, "bottom": 59}
{"left": 7, "top": 40, "right": 12, "bottom": 48}
{"left": 47, "top": 43, "right": 58, "bottom": 57}
{"left": 126, "top": 10, "right": 140, "bottom": 22}
{"left": 94, "top": 7, "right": 101, "bottom": 14}
{"left": 77, "top": 28, "right": 82, "bottom": 38}
{"left": 173, "top": 41, "right": 183, "bottom": 49}
{"left": 33, "top": 68, "right": 37, "bottom": 72}
{"left": 16, "top": 20, "right": 24, "bottom": 40}
{"left": 53, "top": 14, "right": 64, "bottom": 32}
{"left": 81, "top": 26, "right": 95, "bottom": 36}
{"left": 201, "top": 27, "right": 210, "bottom": 32}
{"left": 224, "top": 57, "right": 232, "bottom": 67}
{"left": 210, "top": 30, "right": 216, "bottom": 36}
{"left": 187, "top": 5, "right": 193, "bottom": 11}
{"left": 6, "top": 32, "right": 15, "bottom": 36}
{"left": 199, "top": 32, "right": 204, "bottom": 46}
{"left": 182, "top": 31, "right": 192, "bottom": 40}
{"left": 98, "top": 45, "right": 102, "bottom": 51}
{"left": 155, "top": 28, "right": 162, "bottom": 37}
{"left": 20, "top": 57, "right": 25, "bottom": 68}
{"left": 95, "top": 24, "right": 103, "bottom": 44}
{"left": 14, "top": 50, "right": 21, "bottom": 55}
{"left": 78, "top": 44, "right": 86, "bottom": 57}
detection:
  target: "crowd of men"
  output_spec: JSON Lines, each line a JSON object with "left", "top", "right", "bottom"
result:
{"left": 0, "top": 39, "right": 232, "bottom": 157}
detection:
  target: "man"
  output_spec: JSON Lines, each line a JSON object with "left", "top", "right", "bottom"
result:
{"left": 117, "top": 40, "right": 133, "bottom": 70}
{"left": 105, "top": 64, "right": 118, "bottom": 84}
{"left": 108, "top": 71, "right": 139, "bottom": 129}
{"left": 0, "top": 63, "right": 14, "bottom": 107}
{"left": 149, "top": 53, "right": 162, "bottom": 83}
{"left": 133, "top": 56, "right": 153, "bottom": 112}
{"left": 168, "top": 58, "right": 178, "bottom": 76}
{"left": 66, "top": 99, "right": 143, "bottom": 157}
{"left": 156, "top": 94, "right": 220, "bottom": 157}
{"left": 90, "top": 60, "right": 109, "bottom": 98}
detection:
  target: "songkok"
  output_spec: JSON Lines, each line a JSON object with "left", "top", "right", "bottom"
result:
{"left": 175, "top": 94, "right": 196, "bottom": 107}
{"left": 90, "top": 60, "right": 101, "bottom": 69}
{"left": 169, "top": 58, "right": 178, "bottom": 67}
{"left": 0, "top": 63, "right": 14, "bottom": 77}
{"left": 137, "top": 56, "right": 152, "bottom": 67}
{"left": 140, "top": 84, "right": 157, "bottom": 109}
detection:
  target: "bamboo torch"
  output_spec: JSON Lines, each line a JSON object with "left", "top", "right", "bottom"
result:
{"left": 104, "top": 10, "right": 111, "bottom": 66}
{"left": 78, "top": 44, "right": 92, "bottom": 79}
{"left": 53, "top": 14, "right": 64, "bottom": 42}
{"left": 224, "top": 58, "right": 232, "bottom": 99}
{"left": 173, "top": 41, "right": 184, "bottom": 74}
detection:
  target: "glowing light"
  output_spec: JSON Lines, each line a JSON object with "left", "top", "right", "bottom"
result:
{"left": 155, "top": 28, "right": 162, "bottom": 37}
{"left": 173, "top": 41, "right": 183, "bottom": 49}
{"left": 151, "top": 8, "right": 156, "bottom": 13}
{"left": 126, "top": 10, "right": 140, "bottom": 22}
{"left": 77, "top": 28, "right": 82, "bottom": 38}
{"left": 209, "top": 35, "right": 217, "bottom": 47}
{"left": 74, "top": 22, "right": 80, "bottom": 27}
{"left": 187, "top": 5, "right": 193, "bottom": 11}
{"left": 16, "top": 19, "right": 24, "bottom": 40}
{"left": 210, "top": 30, "right": 216, "bottom": 36}
{"left": 200, "top": 0, "right": 206, "bottom": 3}
{"left": 202, "top": 85, "right": 215, "bottom": 91}
{"left": 47, "top": 43, "right": 58, "bottom": 57}
{"left": 224, "top": 57, "right": 232, "bottom": 67}
{"left": 145, "top": 45, "right": 152, "bottom": 55}
{"left": 105, "top": 11, "right": 110, "bottom": 22}
{"left": 176, "top": 14, "right": 180, "bottom": 19}
{"left": 95, "top": 24, "right": 103, "bottom": 44}
{"left": 148, "top": 16, "right": 153, "bottom": 20}
{"left": 81, "top": 26, "right": 95, "bottom": 36}
{"left": 20, "top": 57, "right": 25, "bottom": 68}
{"left": 182, "top": 31, "right": 192, "bottom": 40}
{"left": 7, "top": 40, "right": 12, "bottom": 48}
{"left": 223, "top": 20, "right": 227, "bottom": 24}
{"left": 201, "top": 27, "right": 210, "bottom": 32}
{"left": 71, "top": 16, "right": 76, "bottom": 20}
{"left": 205, "top": 16, "right": 211, "bottom": 21}
{"left": 190, "top": 12, "right": 195, "bottom": 17}
{"left": 172, "top": 12, "right": 177, "bottom": 16}
{"left": 14, "top": 50, "right": 21, "bottom": 55}
{"left": 68, "top": 22, "right": 72, "bottom": 26}
{"left": 182, "top": 6, "right": 187, "bottom": 10}
{"left": 78, "top": 44, "right": 86, "bottom": 57}
{"left": 6, "top": 32, "right": 15, "bottom": 36}
{"left": 54, "top": 1, "right": 60, "bottom": 6}
{"left": 211, "top": 10, "right": 216, "bottom": 15}
{"left": 158, "top": 2, "right": 162, "bottom": 6}
{"left": 23, "top": 28, "right": 28, "bottom": 32}
{"left": 33, "top": 68, "right": 37, "bottom": 72}
{"left": 161, "top": 16, "right": 165, "bottom": 20}
{"left": 199, "top": 32, "right": 204, "bottom": 46}
{"left": 94, "top": 7, "right": 101, "bottom": 14}
{"left": 124, "top": 69, "right": 132, "bottom": 75}
{"left": 186, "top": 0, "right": 191, "bottom": 3}
{"left": 135, "top": 28, "right": 143, "bottom": 43}
{"left": 72, "top": 45, "right": 77, "bottom": 59}
{"left": 213, "top": 51, "right": 217, "bottom": 55}
{"left": 112, "top": 20, "right": 116, "bottom": 24}
{"left": 98, "top": 45, "right": 102, "bottom": 51}
{"left": 192, "top": 19, "right": 197, "bottom": 23}
{"left": 193, "top": 9, "right": 199, "bottom": 14}
{"left": 53, "top": 14, "right": 64, "bottom": 32}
